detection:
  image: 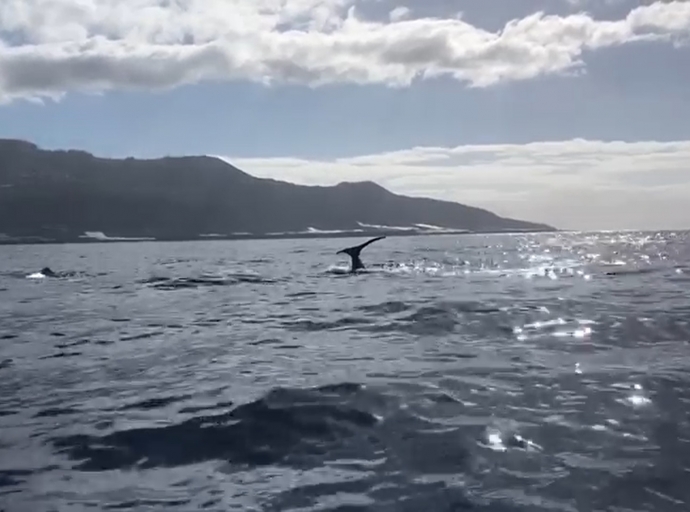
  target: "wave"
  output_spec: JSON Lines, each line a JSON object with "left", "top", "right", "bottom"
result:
{"left": 22, "top": 269, "right": 94, "bottom": 280}
{"left": 140, "top": 272, "right": 278, "bottom": 290}
{"left": 42, "top": 379, "right": 554, "bottom": 511}
{"left": 266, "top": 228, "right": 364, "bottom": 236}
{"left": 79, "top": 231, "right": 155, "bottom": 241}
{"left": 49, "top": 382, "right": 382, "bottom": 471}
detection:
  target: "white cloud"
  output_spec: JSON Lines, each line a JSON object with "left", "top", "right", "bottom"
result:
{"left": 0, "top": 0, "right": 689, "bottom": 102}
{"left": 563, "top": 0, "right": 622, "bottom": 5}
{"left": 389, "top": 6, "right": 411, "bottom": 22}
{"left": 218, "top": 139, "right": 690, "bottom": 231}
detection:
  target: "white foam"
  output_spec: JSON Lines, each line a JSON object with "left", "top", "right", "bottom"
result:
{"left": 80, "top": 231, "right": 155, "bottom": 241}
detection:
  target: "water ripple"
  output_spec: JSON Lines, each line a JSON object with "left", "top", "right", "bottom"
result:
{"left": 1, "top": 231, "right": 689, "bottom": 511}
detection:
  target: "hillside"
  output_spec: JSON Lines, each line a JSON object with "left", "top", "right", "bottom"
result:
{"left": 0, "top": 139, "right": 555, "bottom": 243}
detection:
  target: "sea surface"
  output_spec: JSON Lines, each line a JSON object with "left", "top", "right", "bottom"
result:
{"left": 1, "top": 231, "right": 690, "bottom": 512}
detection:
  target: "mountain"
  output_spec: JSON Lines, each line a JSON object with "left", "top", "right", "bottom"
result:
{"left": 0, "top": 138, "right": 555, "bottom": 243}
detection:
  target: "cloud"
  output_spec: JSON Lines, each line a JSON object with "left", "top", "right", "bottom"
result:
{"left": 0, "top": 0, "right": 689, "bottom": 102}
{"left": 389, "top": 6, "right": 411, "bottom": 22}
{"left": 218, "top": 139, "right": 690, "bottom": 231}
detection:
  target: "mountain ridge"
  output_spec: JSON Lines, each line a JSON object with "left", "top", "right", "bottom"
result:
{"left": 0, "top": 138, "right": 556, "bottom": 244}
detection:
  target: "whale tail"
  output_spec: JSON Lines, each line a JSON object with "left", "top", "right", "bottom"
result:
{"left": 337, "top": 236, "right": 386, "bottom": 272}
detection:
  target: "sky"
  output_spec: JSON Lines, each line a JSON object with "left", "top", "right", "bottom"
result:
{"left": 1, "top": 0, "right": 689, "bottom": 231}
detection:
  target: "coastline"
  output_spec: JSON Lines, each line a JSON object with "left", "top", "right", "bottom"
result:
{"left": 0, "top": 227, "right": 558, "bottom": 246}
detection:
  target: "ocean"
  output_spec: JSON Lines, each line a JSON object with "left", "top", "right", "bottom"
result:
{"left": 1, "top": 231, "right": 689, "bottom": 511}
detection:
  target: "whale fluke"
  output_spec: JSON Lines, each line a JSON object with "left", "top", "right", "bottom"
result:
{"left": 337, "top": 236, "right": 386, "bottom": 272}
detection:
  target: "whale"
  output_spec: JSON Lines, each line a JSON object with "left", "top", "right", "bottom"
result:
{"left": 27, "top": 267, "right": 64, "bottom": 279}
{"left": 336, "top": 236, "right": 386, "bottom": 273}
{"left": 40, "top": 267, "right": 58, "bottom": 277}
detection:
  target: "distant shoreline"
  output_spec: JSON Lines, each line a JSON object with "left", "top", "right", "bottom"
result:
{"left": 0, "top": 227, "right": 558, "bottom": 246}
{"left": 0, "top": 138, "right": 556, "bottom": 242}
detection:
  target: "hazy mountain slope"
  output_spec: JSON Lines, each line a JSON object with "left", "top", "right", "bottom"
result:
{"left": 0, "top": 139, "right": 554, "bottom": 242}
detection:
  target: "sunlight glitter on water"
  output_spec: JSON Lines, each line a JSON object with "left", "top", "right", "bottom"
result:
{"left": 1, "top": 230, "right": 690, "bottom": 511}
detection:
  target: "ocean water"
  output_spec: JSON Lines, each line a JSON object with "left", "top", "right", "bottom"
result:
{"left": 1, "top": 231, "right": 689, "bottom": 512}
